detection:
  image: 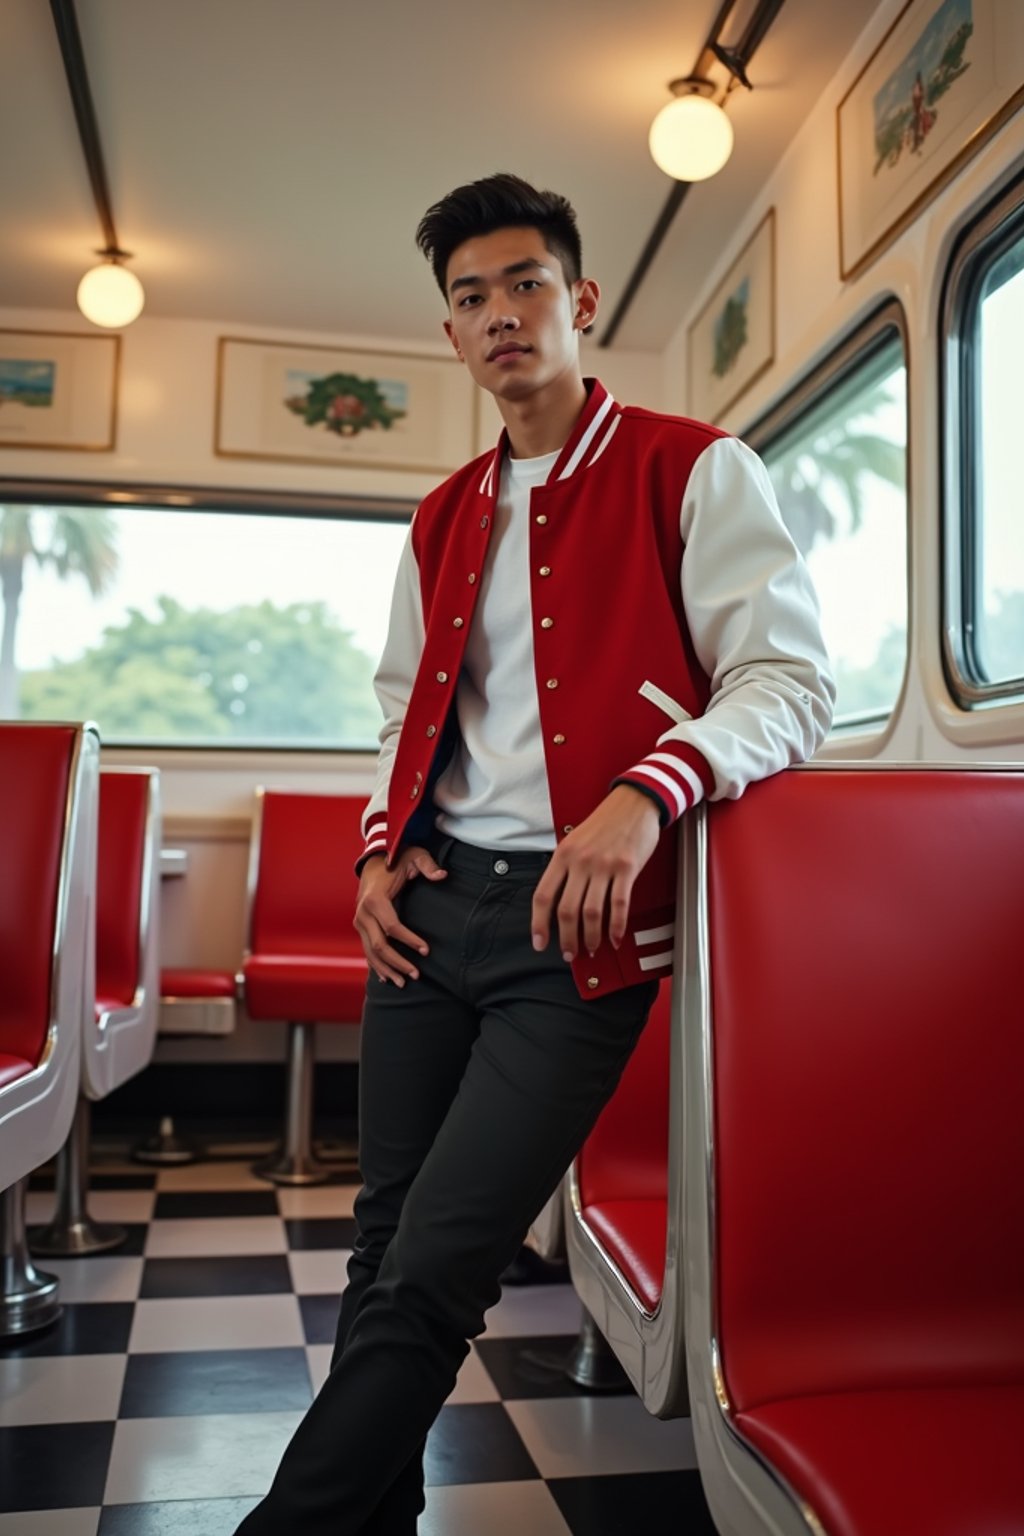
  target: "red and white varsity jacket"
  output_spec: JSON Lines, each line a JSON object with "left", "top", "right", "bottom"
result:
{"left": 360, "top": 379, "right": 834, "bottom": 998}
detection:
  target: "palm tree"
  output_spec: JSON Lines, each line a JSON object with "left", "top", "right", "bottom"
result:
{"left": 767, "top": 380, "right": 905, "bottom": 559}
{"left": 0, "top": 506, "right": 119, "bottom": 718}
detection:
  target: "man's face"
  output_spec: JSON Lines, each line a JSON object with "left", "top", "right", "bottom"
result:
{"left": 442, "top": 227, "right": 598, "bottom": 402}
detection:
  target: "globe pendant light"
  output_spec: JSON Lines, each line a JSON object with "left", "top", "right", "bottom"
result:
{"left": 649, "top": 78, "right": 734, "bottom": 182}
{"left": 77, "top": 254, "right": 145, "bottom": 328}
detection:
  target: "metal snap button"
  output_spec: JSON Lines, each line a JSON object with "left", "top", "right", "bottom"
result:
{"left": 587, "top": 977, "right": 599, "bottom": 989}
{"left": 493, "top": 858, "right": 510, "bottom": 875}
{"left": 436, "top": 671, "right": 448, "bottom": 683}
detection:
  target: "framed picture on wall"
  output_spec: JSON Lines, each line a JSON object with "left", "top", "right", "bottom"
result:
{"left": 687, "top": 210, "right": 776, "bottom": 425}
{"left": 0, "top": 330, "right": 120, "bottom": 452}
{"left": 214, "top": 337, "right": 479, "bottom": 475}
{"left": 837, "top": 0, "right": 1024, "bottom": 281}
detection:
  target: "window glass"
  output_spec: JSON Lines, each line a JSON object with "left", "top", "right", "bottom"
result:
{"left": 971, "top": 234, "right": 1024, "bottom": 687}
{"left": 761, "top": 333, "right": 908, "bottom": 726}
{"left": 0, "top": 502, "right": 408, "bottom": 748}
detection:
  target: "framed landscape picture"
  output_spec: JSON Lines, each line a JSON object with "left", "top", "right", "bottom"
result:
{"left": 0, "top": 330, "right": 120, "bottom": 451}
{"left": 215, "top": 337, "right": 479, "bottom": 475}
{"left": 837, "top": 0, "right": 1024, "bottom": 280}
{"left": 688, "top": 210, "right": 776, "bottom": 425}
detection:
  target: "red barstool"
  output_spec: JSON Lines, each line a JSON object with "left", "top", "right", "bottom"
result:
{"left": 240, "top": 789, "right": 368, "bottom": 1185}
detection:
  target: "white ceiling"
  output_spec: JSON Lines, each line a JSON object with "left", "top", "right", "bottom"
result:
{"left": 0, "top": 0, "right": 879, "bottom": 352}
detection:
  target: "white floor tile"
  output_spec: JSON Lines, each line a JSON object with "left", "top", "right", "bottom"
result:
{"left": 155, "top": 1160, "right": 269, "bottom": 1192}
{"left": 483, "top": 1285, "right": 583, "bottom": 1338}
{"left": 445, "top": 1344, "right": 501, "bottom": 1405}
{"left": 0, "top": 1355, "right": 126, "bottom": 1425}
{"left": 144, "top": 1217, "right": 287, "bottom": 1257}
{"left": 0, "top": 1511, "right": 100, "bottom": 1536}
{"left": 305, "top": 1343, "right": 333, "bottom": 1395}
{"left": 287, "top": 1249, "right": 350, "bottom": 1294}
{"left": 276, "top": 1184, "right": 358, "bottom": 1218}
{"left": 40, "top": 1255, "right": 144, "bottom": 1303}
{"left": 129, "top": 1295, "right": 303, "bottom": 1353}
{"left": 104, "top": 1412, "right": 303, "bottom": 1503}
{"left": 420, "top": 1480, "right": 572, "bottom": 1536}
{"left": 25, "top": 1190, "right": 154, "bottom": 1225}
{"left": 504, "top": 1395, "right": 699, "bottom": 1479}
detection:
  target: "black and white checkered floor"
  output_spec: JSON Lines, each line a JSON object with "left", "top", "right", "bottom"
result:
{"left": 1, "top": 1153, "right": 717, "bottom": 1535}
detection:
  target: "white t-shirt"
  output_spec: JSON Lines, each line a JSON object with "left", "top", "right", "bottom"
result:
{"left": 433, "top": 449, "right": 558, "bottom": 850}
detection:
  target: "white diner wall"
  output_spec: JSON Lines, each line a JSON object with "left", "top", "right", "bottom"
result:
{"left": 663, "top": 0, "right": 1024, "bottom": 766}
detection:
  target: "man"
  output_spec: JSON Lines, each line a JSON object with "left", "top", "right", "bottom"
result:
{"left": 236, "top": 172, "right": 833, "bottom": 1536}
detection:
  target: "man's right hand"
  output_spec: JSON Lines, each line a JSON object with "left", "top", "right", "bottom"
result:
{"left": 354, "top": 847, "right": 447, "bottom": 987}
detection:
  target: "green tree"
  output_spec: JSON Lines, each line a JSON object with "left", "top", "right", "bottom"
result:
{"left": 21, "top": 597, "right": 381, "bottom": 745}
{"left": 0, "top": 506, "right": 119, "bottom": 718}
{"left": 767, "top": 382, "right": 905, "bottom": 559}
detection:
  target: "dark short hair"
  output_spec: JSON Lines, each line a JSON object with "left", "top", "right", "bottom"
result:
{"left": 416, "top": 173, "right": 583, "bottom": 299}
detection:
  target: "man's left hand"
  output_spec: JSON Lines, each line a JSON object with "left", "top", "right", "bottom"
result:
{"left": 530, "top": 784, "right": 663, "bottom": 960}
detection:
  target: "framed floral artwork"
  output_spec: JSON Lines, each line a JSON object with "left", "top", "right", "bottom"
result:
{"left": 687, "top": 210, "right": 776, "bottom": 425}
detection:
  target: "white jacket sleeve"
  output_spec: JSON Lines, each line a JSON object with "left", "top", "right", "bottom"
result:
{"left": 358, "top": 523, "right": 425, "bottom": 863}
{"left": 617, "top": 435, "right": 835, "bottom": 822}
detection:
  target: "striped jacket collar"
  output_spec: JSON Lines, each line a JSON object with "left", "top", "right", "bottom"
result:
{"left": 477, "top": 378, "right": 622, "bottom": 497}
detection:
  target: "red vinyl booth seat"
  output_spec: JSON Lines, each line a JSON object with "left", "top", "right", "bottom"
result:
{"left": 95, "top": 770, "right": 147, "bottom": 1015}
{"left": 574, "top": 980, "right": 671, "bottom": 1314}
{"left": 692, "top": 768, "right": 1024, "bottom": 1536}
{"left": 161, "top": 969, "right": 237, "bottom": 1000}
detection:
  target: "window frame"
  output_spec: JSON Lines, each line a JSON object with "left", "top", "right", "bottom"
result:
{"left": 941, "top": 169, "right": 1024, "bottom": 708}
{"left": 745, "top": 298, "right": 911, "bottom": 739}
{"left": 0, "top": 477, "right": 415, "bottom": 754}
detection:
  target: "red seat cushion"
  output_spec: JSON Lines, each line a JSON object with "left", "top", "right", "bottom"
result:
{"left": 0, "top": 1053, "right": 34, "bottom": 1091}
{"left": 737, "top": 1387, "right": 1024, "bottom": 1536}
{"left": 584, "top": 1200, "right": 667, "bottom": 1314}
{"left": 242, "top": 953, "right": 367, "bottom": 1022}
{"left": 161, "top": 968, "right": 237, "bottom": 999}
{"left": 575, "top": 980, "right": 671, "bottom": 1308}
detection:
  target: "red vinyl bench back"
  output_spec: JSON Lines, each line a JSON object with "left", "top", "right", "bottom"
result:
{"left": 708, "top": 768, "right": 1024, "bottom": 1411}
{"left": 248, "top": 791, "right": 365, "bottom": 957}
{"left": 95, "top": 771, "right": 149, "bottom": 1008}
{"left": 0, "top": 724, "right": 78, "bottom": 1070}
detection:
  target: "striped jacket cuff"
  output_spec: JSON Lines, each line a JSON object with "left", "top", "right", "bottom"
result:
{"left": 614, "top": 743, "right": 715, "bottom": 826}
{"left": 357, "top": 813, "right": 389, "bottom": 874}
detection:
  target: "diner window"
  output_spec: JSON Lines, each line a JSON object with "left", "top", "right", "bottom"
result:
{"left": 945, "top": 185, "right": 1024, "bottom": 702}
{"left": 0, "top": 495, "right": 409, "bottom": 748}
{"left": 756, "top": 314, "right": 908, "bottom": 729}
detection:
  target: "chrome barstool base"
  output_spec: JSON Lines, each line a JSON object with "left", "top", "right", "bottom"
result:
{"left": 565, "top": 1307, "right": 631, "bottom": 1391}
{"left": 253, "top": 1149, "right": 332, "bottom": 1186}
{"left": 1, "top": 1182, "right": 62, "bottom": 1340}
{"left": 132, "top": 1115, "right": 202, "bottom": 1166}
{"left": 30, "top": 1219, "right": 126, "bottom": 1257}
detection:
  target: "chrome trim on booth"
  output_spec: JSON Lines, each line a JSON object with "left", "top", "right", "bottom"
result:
{"left": 566, "top": 1159, "right": 661, "bottom": 1323}
{"left": 242, "top": 786, "right": 267, "bottom": 966}
{"left": 49, "top": 722, "right": 99, "bottom": 1068}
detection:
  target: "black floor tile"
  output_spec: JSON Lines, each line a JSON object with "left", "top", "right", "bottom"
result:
{"left": 299, "top": 1292, "right": 341, "bottom": 1344}
{"left": 99, "top": 1497, "right": 262, "bottom": 1534}
{"left": 153, "top": 1190, "right": 280, "bottom": 1219}
{"left": 285, "top": 1216, "right": 358, "bottom": 1250}
{"left": 139, "top": 1253, "right": 295, "bottom": 1298}
{"left": 28, "top": 1170, "right": 157, "bottom": 1191}
{"left": 549, "top": 1469, "right": 717, "bottom": 1536}
{"left": 475, "top": 1334, "right": 634, "bottom": 1400}
{"left": 0, "top": 1420, "right": 115, "bottom": 1511}
{"left": 424, "top": 1402, "right": 539, "bottom": 1487}
{"left": 0, "top": 1301, "right": 134, "bottom": 1357}
{"left": 26, "top": 1222, "right": 149, "bottom": 1258}
{"left": 119, "top": 1346, "right": 313, "bottom": 1417}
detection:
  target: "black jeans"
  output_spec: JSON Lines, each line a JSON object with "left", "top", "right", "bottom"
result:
{"left": 234, "top": 835, "right": 656, "bottom": 1535}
